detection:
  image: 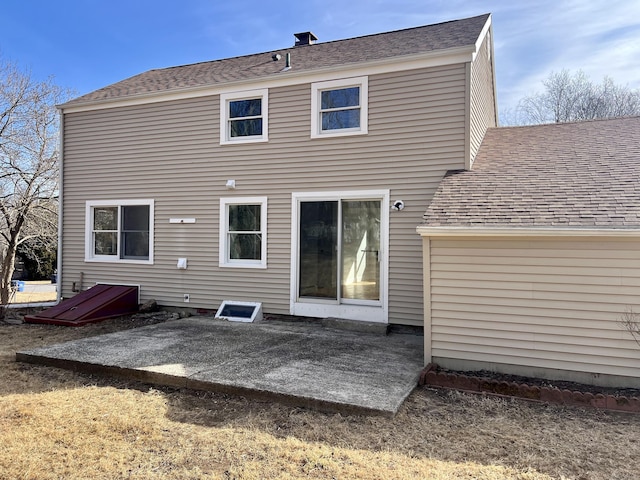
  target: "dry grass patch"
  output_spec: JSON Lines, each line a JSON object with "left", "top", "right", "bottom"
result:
{"left": 0, "top": 386, "right": 546, "bottom": 480}
{"left": 1, "top": 317, "right": 639, "bottom": 479}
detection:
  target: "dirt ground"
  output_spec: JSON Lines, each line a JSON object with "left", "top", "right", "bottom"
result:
{"left": 1, "top": 311, "right": 640, "bottom": 479}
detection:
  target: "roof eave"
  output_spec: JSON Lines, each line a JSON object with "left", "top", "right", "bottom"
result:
{"left": 58, "top": 44, "right": 477, "bottom": 113}
{"left": 416, "top": 226, "right": 640, "bottom": 237}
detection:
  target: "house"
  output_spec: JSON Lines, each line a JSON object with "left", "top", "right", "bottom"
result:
{"left": 56, "top": 14, "right": 497, "bottom": 327}
{"left": 418, "top": 117, "right": 640, "bottom": 388}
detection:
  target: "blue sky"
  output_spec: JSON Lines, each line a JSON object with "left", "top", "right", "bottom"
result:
{"left": 3, "top": 0, "right": 639, "bottom": 116}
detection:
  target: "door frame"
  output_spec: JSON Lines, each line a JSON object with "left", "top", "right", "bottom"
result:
{"left": 290, "top": 189, "right": 390, "bottom": 323}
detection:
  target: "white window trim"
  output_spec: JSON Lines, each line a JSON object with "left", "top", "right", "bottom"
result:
{"left": 311, "top": 76, "right": 368, "bottom": 138}
{"left": 85, "top": 199, "right": 154, "bottom": 264}
{"left": 289, "top": 190, "right": 389, "bottom": 323}
{"left": 220, "top": 89, "right": 269, "bottom": 145}
{"left": 219, "top": 196, "right": 268, "bottom": 269}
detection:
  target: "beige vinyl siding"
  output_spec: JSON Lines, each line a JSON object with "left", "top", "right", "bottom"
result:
{"left": 428, "top": 237, "right": 640, "bottom": 383}
{"left": 468, "top": 32, "right": 497, "bottom": 167}
{"left": 62, "top": 64, "right": 467, "bottom": 326}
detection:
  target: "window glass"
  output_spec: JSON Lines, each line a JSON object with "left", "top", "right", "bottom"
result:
{"left": 230, "top": 118, "right": 262, "bottom": 137}
{"left": 311, "top": 78, "right": 367, "bottom": 137}
{"left": 121, "top": 205, "right": 150, "bottom": 259}
{"left": 220, "top": 198, "right": 267, "bottom": 268}
{"left": 229, "top": 233, "right": 262, "bottom": 260}
{"left": 93, "top": 207, "right": 117, "bottom": 256}
{"left": 230, "top": 99, "right": 262, "bottom": 118}
{"left": 94, "top": 207, "right": 117, "bottom": 230}
{"left": 221, "top": 90, "right": 268, "bottom": 143}
{"left": 321, "top": 109, "right": 360, "bottom": 130}
{"left": 122, "top": 205, "right": 149, "bottom": 230}
{"left": 87, "top": 201, "right": 152, "bottom": 262}
{"left": 228, "top": 204, "right": 261, "bottom": 260}
{"left": 229, "top": 99, "right": 263, "bottom": 137}
{"left": 320, "top": 87, "right": 360, "bottom": 131}
{"left": 320, "top": 87, "right": 359, "bottom": 109}
{"left": 229, "top": 204, "right": 261, "bottom": 231}
{"left": 299, "top": 201, "right": 338, "bottom": 298}
{"left": 94, "top": 232, "right": 117, "bottom": 256}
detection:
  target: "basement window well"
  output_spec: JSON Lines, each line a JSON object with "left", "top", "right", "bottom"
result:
{"left": 215, "top": 301, "right": 263, "bottom": 323}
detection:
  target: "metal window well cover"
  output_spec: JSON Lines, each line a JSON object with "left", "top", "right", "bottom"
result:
{"left": 24, "top": 284, "right": 139, "bottom": 327}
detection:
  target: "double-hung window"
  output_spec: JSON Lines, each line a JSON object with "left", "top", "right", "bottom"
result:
{"left": 311, "top": 77, "right": 368, "bottom": 138}
{"left": 219, "top": 197, "right": 267, "bottom": 268}
{"left": 86, "top": 200, "right": 154, "bottom": 263}
{"left": 220, "top": 89, "right": 269, "bottom": 144}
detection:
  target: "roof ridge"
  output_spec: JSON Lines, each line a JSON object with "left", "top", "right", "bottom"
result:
{"left": 288, "top": 13, "right": 491, "bottom": 50}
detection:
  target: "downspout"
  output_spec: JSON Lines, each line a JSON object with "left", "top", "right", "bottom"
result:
{"left": 421, "top": 234, "right": 432, "bottom": 366}
{"left": 55, "top": 107, "right": 64, "bottom": 304}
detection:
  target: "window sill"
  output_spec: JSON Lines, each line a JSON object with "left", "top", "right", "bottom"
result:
{"left": 85, "top": 257, "right": 153, "bottom": 265}
{"left": 310, "top": 129, "right": 368, "bottom": 139}
{"left": 220, "top": 136, "right": 269, "bottom": 145}
{"left": 219, "top": 262, "right": 267, "bottom": 269}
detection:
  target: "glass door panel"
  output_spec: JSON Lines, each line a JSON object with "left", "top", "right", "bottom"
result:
{"left": 299, "top": 201, "right": 338, "bottom": 299}
{"left": 341, "top": 200, "right": 380, "bottom": 301}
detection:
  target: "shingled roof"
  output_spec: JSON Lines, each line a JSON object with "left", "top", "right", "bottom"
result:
{"left": 422, "top": 116, "right": 640, "bottom": 230}
{"left": 64, "top": 14, "right": 490, "bottom": 106}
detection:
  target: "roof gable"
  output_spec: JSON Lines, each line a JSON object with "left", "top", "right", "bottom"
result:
{"left": 64, "top": 14, "right": 490, "bottom": 107}
{"left": 422, "top": 116, "right": 640, "bottom": 230}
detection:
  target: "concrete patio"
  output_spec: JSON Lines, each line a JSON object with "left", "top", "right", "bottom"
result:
{"left": 17, "top": 317, "right": 424, "bottom": 416}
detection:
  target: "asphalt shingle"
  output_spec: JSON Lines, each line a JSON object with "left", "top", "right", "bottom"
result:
{"left": 64, "top": 14, "right": 490, "bottom": 106}
{"left": 422, "top": 117, "right": 640, "bottom": 229}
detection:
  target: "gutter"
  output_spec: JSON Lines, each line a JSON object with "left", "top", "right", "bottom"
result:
{"left": 416, "top": 226, "right": 640, "bottom": 237}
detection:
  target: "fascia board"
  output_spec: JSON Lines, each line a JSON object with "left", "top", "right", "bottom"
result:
{"left": 472, "top": 14, "right": 492, "bottom": 61}
{"left": 416, "top": 226, "right": 640, "bottom": 237}
{"left": 59, "top": 45, "right": 476, "bottom": 113}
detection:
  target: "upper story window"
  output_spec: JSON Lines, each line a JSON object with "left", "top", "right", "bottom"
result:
{"left": 219, "top": 197, "right": 267, "bottom": 268}
{"left": 85, "top": 199, "right": 154, "bottom": 264}
{"left": 311, "top": 77, "right": 368, "bottom": 138}
{"left": 220, "top": 89, "right": 269, "bottom": 144}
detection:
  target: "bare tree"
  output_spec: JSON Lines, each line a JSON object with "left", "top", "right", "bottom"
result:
{"left": 620, "top": 307, "right": 640, "bottom": 348}
{"left": 513, "top": 70, "right": 640, "bottom": 125}
{"left": 0, "top": 57, "right": 69, "bottom": 304}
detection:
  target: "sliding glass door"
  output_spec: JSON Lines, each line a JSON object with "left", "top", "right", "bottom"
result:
{"left": 298, "top": 198, "right": 381, "bottom": 304}
{"left": 341, "top": 200, "right": 380, "bottom": 302}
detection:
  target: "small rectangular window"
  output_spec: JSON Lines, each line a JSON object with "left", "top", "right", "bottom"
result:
{"left": 86, "top": 200, "right": 153, "bottom": 264}
{"left": 320, "top": 87, "right": 361, "bottom": 130}
{"left": 311, "top": 77, "right": 368, "bottom": 138}
{"left": 229, "top": 99, "right": 263, "bottom": 137}
{"left": 220, "top": 89, "right": 268, "bottom": 144}
{"left": 228, "top": 204, "right": 262, "bottom": 260}
{"left": 220, "top": 197, "right": 267, "bottom": 268}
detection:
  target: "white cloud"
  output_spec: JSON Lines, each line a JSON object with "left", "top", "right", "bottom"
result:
{"left": 489, "top": 0, "right": 640, "bottom": 109}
